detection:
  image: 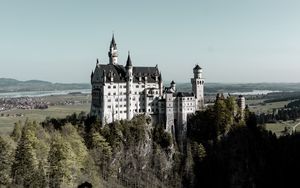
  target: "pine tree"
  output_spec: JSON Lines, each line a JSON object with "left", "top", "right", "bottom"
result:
{"left": 11, "top": 122, "right": 38, "bottom": 187}
{"left": 48, "top": 133, "right": 75, "bottom": 188}
{"left": 10, "top": 121, "right": 22, "bottom": 142}
{"left": 0, "top": 136, "right": 14, "bottom": 186}
{"left": 90, "top": 132, "right": 112, "bottom": 179}
{"left": 61, "top": 124, "right": 88, "bottom": 168}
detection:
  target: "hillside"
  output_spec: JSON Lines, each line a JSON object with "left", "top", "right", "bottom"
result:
{"left": 174, "top": 82, "right": 300, "bottom": 94}
{"left": 0, "top": 78, "right": 91, "bottom": 93}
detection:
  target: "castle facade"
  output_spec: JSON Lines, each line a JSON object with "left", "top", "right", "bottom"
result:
{"left": 90, "top": 36, "right": 205, "bottom": 138}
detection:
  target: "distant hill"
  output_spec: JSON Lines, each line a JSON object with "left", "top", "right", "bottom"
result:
{"left": 2, "top": 78, "right": 300, "bottom": 94}
{"left": 0, "top": 78, "right": 91, "bottom": 93}
{"left": 175, "top": 82, "right": 300, "bottom": 94}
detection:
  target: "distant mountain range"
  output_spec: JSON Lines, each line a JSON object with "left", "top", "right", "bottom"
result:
{"left": 0, "top": 78, "right": 91, "bottom": 93}
{"left": 1, "top": 78, "right": 300, "bottom": 94}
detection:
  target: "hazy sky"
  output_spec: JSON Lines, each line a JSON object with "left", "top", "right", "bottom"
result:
{"left": 1, "top": 0, "right": 300, "bottom": 83}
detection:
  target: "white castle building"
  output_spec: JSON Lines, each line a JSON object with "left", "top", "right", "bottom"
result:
{"left": 90, "top": 35, "right": 205, "bottom": 139}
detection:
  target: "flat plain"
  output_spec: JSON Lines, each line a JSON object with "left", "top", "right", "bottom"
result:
{"left": 0, "top": 94, "right": 91, "bottom": 135}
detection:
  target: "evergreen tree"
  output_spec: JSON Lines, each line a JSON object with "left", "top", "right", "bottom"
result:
{"left": 48, "top": 133, "right": 74, "bottom": 188}
{"left": 90, "top": 132, "right": 112, "bottom": 179}
{"left": 48, "top": 133, "right": 76, "bottom": 188}
{"left": 214, "top": 98, "right": 232, "bottom": 136}
{"left": 10, "top": 121, "right": 22, "bottom": 142}
{"left": 0, "top": 136, "right": 14, "bottom": 186}
{"left": 11, "top": 122, "right": 38, "bottom": 187}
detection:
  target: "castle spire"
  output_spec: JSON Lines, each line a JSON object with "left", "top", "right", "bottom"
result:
{"left": 108, "top": 34, "right": 118, "bottom": 65}
{"left": 126, "top": 51, "right": 132, "bottom": 67}
{"left": 110, "top": 33, "right": 117, "bottom": 49}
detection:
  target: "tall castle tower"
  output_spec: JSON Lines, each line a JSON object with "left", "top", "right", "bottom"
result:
{"left": 191, "top": 65, "right": 204, "bottom": 110}
{"left": 108, "top": 34, "right": 118, "bottom": 64}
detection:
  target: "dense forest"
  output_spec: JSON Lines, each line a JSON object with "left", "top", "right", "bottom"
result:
{"left": 1, "top": 97, "right": 300, "bottom": 187}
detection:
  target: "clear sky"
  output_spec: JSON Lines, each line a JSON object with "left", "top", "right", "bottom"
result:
{"left": 1, "top": 0, "right": 300, "bottom": 83}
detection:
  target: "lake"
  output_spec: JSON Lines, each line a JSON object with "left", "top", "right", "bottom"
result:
{"left": 0, "top": 89, "right": 91, "bottom": 98}
{"left": 231, "top": 90, "right": 281, "bottom": 96}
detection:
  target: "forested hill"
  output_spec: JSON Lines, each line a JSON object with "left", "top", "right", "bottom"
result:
{"left": 174, "top": 82, "right": 300, "bottom": 93}
{"left": 0, "top": 78, "right": 91, "bottom": 92}
{"left": 1, "top": 96, "right": 300, "bottom": 187}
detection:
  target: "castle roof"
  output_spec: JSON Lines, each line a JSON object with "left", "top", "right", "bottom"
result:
{"left": 94, "top": 64, "right": 160, "bottom": 83}
{"left": 110, "top": 34, "right": 117, "bottom": 49}
{"left": 193, "top": 64, "right": 202, "bottom": 70}
{"left": 126, "top": 53, "right": 132, "bottom": 67}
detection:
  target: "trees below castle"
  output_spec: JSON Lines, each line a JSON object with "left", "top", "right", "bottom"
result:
{"left": 1, "top": 99, "right": 300, "bottom": 187}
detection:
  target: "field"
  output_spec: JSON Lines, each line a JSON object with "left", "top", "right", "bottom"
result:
{"left": 246, "top": 99, "right": 300, "bottom": 136}
{"left": 264, "top": 120, "right": 300, "bottom": 136}
{"left": 247, "top": 100, "right": 290, "bottom": 114}
{"left": 0, "top": 94, "right": 91, "bottom": 135}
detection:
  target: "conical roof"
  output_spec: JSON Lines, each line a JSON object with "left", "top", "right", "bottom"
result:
{"left": 126, "top": 52, "right": 132, "bottom": 67}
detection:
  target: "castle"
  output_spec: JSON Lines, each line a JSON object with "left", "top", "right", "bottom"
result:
{"left": 90, "top": 35, "right": 205, "bottom": 140}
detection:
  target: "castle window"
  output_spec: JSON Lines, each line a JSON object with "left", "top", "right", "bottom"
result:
{"left": 115, "top": 98, "right": 118, "bottom": 102}
{"left": 108, "top": 99, "right": 111, "bottom": 102}
{"left": 113, "top": 86, "right": 116, "bottom": 88}
{"left": 113, "top": 93, "right": 116, "bottom": 95}
{"left": 136, "top": 85, "right": 139, "bottom": 88}
{"left": 108, "top": 86, "right": 111, "bottom": 89}
{"left": 142, "top": 85, "right": 145, "bottom": 88}
{"left": 108, "top": 93, "right": 111, "bottom": 96}
{"left": 108, "top": 105, "right": 111, "bottom": 108}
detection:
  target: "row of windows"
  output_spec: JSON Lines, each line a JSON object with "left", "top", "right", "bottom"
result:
{"left": 107, "top": 84, "right": 155, "bottom": 89}
{"left": 107, "top": 102, "right": 158, "bottom": 108}
{"left": 108, "top": 85, "right": 125, "bottom": 89}
{"left": 169, "top": 102, "right": 194, "bottom": 107}
{"left": 112, "top": 108, "right": 159, "bottom": 114}
{"left": 167, "top": 108, "right": 194, "bottom": 112}
{"left": 181, "top": 97, "right": 194, "bottom": 101}
{"left": 106, "top": 96, "right": 157, "bottom": 102}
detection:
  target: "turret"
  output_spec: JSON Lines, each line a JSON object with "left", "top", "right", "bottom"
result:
{"left": 193, "top": 64, "right": 202, "bottom": 79}
{"left": 191, "top": 64, "right": 205, "bottom": 110}
{"left": 237, "top": 95, "right": 246, "bottom": 111}
{"left": 108, "top": 34, "right": 118, "bottom": 64}
{"left": 170, "top": 80, "right": 176, "bottom": 92}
